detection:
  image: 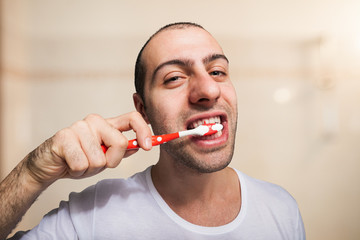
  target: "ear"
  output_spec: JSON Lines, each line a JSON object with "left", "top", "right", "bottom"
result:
{"left": 133, "top": 93, "right": 150, "bottom": 124}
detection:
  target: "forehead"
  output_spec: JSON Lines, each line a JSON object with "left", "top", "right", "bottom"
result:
{"left": 142, "top": 27, "right": 224, "bottom": 73}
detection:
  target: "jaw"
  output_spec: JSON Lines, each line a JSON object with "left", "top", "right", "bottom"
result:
{"left": 156, "top": 119, "right": 234, "bottom": 175}
{"left": 158, "top": 141, "right": 233, "bottom": 175}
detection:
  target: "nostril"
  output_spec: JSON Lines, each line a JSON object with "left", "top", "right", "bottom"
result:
{"left": 198, "top": 98, "right": 209, "bottom": 102}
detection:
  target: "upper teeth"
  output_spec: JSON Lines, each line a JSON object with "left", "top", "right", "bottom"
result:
{"left": 189, "top": 116, "right": 221, "bottom": 129}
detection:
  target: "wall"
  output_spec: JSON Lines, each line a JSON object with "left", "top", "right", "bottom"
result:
{"left": 1, "top": 1, "right": 360, "bottom": 239}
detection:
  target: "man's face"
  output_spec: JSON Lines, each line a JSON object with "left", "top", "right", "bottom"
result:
{"left": 141, "top": 27, "right": 238, "bottom": 173}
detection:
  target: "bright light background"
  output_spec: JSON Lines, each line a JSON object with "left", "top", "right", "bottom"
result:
{"left": 1, "top": 0, "right": 360, "bottom": 239}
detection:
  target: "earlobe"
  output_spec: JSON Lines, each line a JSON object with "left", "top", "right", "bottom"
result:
{"left": 133, "top": 93, "right": 149, "bottom": 123}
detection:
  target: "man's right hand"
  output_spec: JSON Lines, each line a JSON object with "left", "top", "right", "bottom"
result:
{"left": 0, "top": 111, "right": 152, "bottom": 239}
{"left": 25, "top": 112, "right": 153, "bottom": 187}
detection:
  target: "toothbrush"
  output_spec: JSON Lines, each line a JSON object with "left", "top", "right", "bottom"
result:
{"left": 101, "top": 123, "right": 223, "bottom": 152}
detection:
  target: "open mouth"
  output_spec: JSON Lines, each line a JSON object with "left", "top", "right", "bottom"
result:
{"left": 187, "top": 116, "right": 224, "bottom": 139}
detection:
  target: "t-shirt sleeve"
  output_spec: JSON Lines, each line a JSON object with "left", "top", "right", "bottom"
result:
{"left": 9, "top": 184, "right": 97, "bottom": 240}
{"left": 8, "top": 201, "right": 77, "bottom": 240}
{"left": 295, "top": 208, "right": 306, "bottom": 240}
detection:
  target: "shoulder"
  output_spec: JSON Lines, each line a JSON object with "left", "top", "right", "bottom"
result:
{"left": 234, "top": 169, "right": 299, "bottom": 211}
{"left": 233, "top": 169, "right": 305, "bottom": 239}
{"left": 69, "top": 167, "right": 150, "bottom": 209}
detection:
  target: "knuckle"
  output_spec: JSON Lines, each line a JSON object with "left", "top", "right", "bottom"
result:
{"left": 71, "top": 120, "right": 88, "bottom": 130}
{"left": 107, "top": 159, "right": 121, "bottom": 169}
{"left": 92, "top": 158, "right": 106, "bottom": 169}
{"left": 84, "top": 113, "right": 102, "bottom": 123}
{"left": 109, "top": 134, "right": 128, "bottom": 150}
{"left": 116, "top": 136, "right": 129, "bottom": 149}
{"left": 129, "top": 111, "right": 142, "bottom": 120}
{"left": 54, "top": 127, "right": 73, "bottom": 142}
{"left": 69, "top": 155, "right": 88, "bottom": 172}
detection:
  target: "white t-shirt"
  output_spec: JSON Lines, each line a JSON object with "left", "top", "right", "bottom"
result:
{"left": 13, "top": 166, "right": 305, "bottom": 239}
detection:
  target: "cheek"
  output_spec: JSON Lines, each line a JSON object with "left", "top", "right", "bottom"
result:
{"left": 145, "top": 91, "right": 185, "bottom": 133}
{"left": 148, "top": 93, "right": 176, "bottom": 114}
{"left": 147, "top": 88, "right": 188, "bottom": 114}
{"left": 221, "top": 83, "right": 237, "bottom": 107}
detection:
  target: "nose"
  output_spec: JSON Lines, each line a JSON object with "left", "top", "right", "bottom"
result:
{"left": 188, "top": 72, "right": 221, "bottom": 107}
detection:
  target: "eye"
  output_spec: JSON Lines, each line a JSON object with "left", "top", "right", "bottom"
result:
{"left": 209, "top": 69, "right": 228, "bottom": 79}
{"left": 164, "top": 76, "right": 181, "bottom": 84}
{"left": 163, "top": 73, "right": 187, "bottom": 88}
{"left": 210, "top": 70, "right": 225, "bottom": 76}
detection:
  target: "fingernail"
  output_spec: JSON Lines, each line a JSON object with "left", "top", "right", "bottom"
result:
{"left": 145, "top": 137, "right": 152, "bottom": 149}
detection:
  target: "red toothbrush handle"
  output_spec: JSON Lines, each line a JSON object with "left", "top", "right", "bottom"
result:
{"left": 150, "top": 132, "right": 180, "bottom": 147}
{"left": 101, "top": 132, "right": 180, "bottom": 153}
{"left": 101, "top": 145, "right": 108, "bottom": 153}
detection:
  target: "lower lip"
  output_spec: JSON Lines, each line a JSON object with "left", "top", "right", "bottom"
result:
{"left": 190, "top": 122, "right": 228, "bottom": 148}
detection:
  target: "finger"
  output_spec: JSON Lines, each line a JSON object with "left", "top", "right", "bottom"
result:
{"left": 103, "top": 134, "right": 128, "bottom": 168}
{"left": 107, "top": 111, "right": 153, "bottom": 151}
{"left": 55, "top": 128, "right": 89, "bottom": 178}
{"left": 70, "top": 119, "right": 107, "bottom": 176}
{"left": 84, "top": 114, "right": 128, "bottom": 168}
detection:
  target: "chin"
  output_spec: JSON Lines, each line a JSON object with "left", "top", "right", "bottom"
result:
{"left": 165, "top": 143, "right": 234, "bottom": 174}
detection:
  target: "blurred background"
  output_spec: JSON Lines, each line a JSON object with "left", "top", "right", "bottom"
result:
{"left": 1, "top": 0, "right": 360, "bottom": 239}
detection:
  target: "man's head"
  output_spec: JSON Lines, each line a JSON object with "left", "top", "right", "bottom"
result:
{"left": 133, "top": 22, "right": 238, "bottom": 173}
{"left": 134, "top": 22, "right": 205, "bottom": 106}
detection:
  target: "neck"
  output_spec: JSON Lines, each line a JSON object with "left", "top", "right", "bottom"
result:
{"left": 152, "top": 160, "right": 224, "bottom": 202}
{"left": 151, "top": 149, "right": 241, "bottom": 226}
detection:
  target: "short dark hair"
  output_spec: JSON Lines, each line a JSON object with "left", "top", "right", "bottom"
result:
{"left": 134, "top": 22, "right": 204, "bottom": 104}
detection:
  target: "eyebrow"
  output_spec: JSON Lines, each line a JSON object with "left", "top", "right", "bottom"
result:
{"left": 203, "top": 53, "right": 229, "bottom": 65}
{"left": 150, "top": 53, "right": 229, "bottom": 84}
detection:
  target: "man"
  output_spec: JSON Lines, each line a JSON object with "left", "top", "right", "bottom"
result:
{"left": 0, "top": 22, "right": 305, "bottom": 239}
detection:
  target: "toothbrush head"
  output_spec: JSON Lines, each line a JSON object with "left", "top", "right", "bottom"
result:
{"left": 194, "top": 123, "right": 223, "bottom": 136}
